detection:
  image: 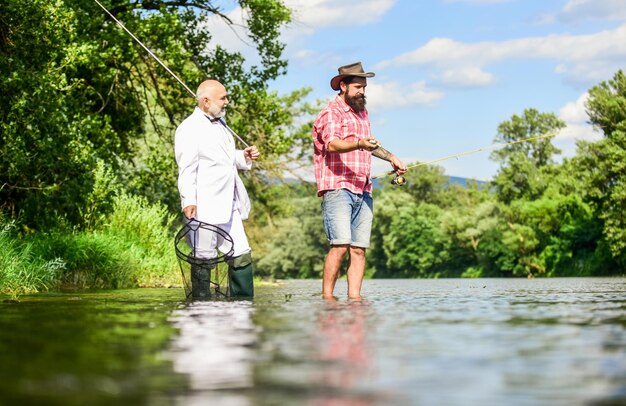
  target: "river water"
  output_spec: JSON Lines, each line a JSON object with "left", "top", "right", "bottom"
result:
{"left": 1, "top": 278, "right": 625, "bottom": 405}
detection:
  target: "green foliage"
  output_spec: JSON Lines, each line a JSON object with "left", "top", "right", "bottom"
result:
{"left": 382, "top": 204, "right": 451, "bottom": 278}
{"left": 490, "top": 108, "right": 565, "bottom": 203}
{"left": 81, "top": 160, "right": 120, "bottom": 230}
{"left": 1, "top": 193, "right": 180, "bottom": 298}
{"left": 576, "top": 70, "right": 626, "bottom": 266}
{"left": 0, "top": 216, "right": 64, "bottom": 299}
{"left": 39, "top": 193, "right": 179, "bottom": 288}
{"left": 490, "top": 108, "right": 564, "bottom": 166}
{"left": 441, "top": 199, "right": 500, "bottom": 272}
{"left": 393, "top": 164, "right": 448, "bottom": 205}
{"left": 368, "top": 188, "right": 417, "bottom": 275}
{"left": 0, "top": 0, "right": 119, "bottom": 227}
{"left": 255, "top": 196, "right": 327, "bottom": 279}
{"left": 1, "top": 0, "right": 306, "bottom": 228}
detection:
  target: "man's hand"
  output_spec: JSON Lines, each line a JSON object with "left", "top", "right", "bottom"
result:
{"left": 361, "top": 138, "right": 380, "bottom": 152}
{"left": 183, "top": 205, "right": 197, "bottom": 220}
{"left": 390, "top": 156, "right": 406, "bottom": 175}
{"left": 244, "top": 145, "right": 260, "bottom": 161}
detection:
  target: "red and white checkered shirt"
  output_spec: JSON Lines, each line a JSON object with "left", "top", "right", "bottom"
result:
{"left": 312, "top": 95, "right": 373, "bottom": 197}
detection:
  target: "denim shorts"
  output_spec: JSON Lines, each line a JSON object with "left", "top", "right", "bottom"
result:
{"left": 321, "top": 189, "right": 373, "bottom": 248}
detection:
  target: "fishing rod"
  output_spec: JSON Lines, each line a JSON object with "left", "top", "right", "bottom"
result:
{"left": 93, "top": 0, "right": 251, "bottom": 148}
{"left": 372, "top": 132, "right": 557, "bottom": 186}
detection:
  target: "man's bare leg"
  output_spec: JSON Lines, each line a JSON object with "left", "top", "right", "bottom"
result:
{"left": 347, "top": 246, "right": 366, "bottom": 299}
{"left": 322, "top": 245, "right": 349, "bottom": 298}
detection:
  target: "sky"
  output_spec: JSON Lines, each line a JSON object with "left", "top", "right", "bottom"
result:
{"left": 207, "top": 0, "right": 626, "bottom": 181}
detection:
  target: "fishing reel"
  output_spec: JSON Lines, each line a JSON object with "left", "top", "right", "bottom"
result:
{"left": 391, "top": 175, "right": 406, "bottom": 186}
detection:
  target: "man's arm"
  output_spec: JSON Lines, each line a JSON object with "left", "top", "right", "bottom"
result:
{"left": 371, "top": 146, "right": 393, "bottom": 161}
{"left": 328, "top": 138, "right": 378, "bottom": 152}
{"left": 372, "top": 146, "right": 407, "bottom": 175}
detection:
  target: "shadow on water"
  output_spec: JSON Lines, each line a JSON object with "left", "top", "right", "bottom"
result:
{"left": 1, "top": 278, "right": 626, "bottom": 405}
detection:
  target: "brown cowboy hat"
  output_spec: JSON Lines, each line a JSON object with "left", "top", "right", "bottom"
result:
{"left": 330, "top": 61, "right": 375, "bottom": 91}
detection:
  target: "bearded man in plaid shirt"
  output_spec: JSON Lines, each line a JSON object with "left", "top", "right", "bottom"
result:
{"left": 312, "top": 62, "right": 406, "bottom": 300}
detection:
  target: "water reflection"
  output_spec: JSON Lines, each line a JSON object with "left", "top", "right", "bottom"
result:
{"left": 312, "top": 299, "right": 375, "bottom": 406}
{"left": 167, "top": 300, "right": 257, "bottom": 404}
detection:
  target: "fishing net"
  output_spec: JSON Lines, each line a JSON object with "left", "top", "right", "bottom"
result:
{"left": 174, "top": 219, "right": 235, "bottom": 299}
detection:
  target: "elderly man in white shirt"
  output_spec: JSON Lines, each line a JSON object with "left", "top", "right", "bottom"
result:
{"left": 175, "top": 79, "right": 260, "bottom": 298}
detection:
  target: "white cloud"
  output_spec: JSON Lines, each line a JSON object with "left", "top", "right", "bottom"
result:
{"left": 275, "top": 0, "right": 396, "bottom": 66}
{"left": 202, "top": 7, "right": 255, "bottom": 56}
{"left": 438, "top": 67, "right": 495, "bottom": 87}
{"left": 555, "top": 92, "right": 602, "bottom": 156}
{"left": 559, "top": 0, "right": 626, "bottom": 23}
{"left": 203, "top": 1, "right": 397, "bottom": 66}
{"left": 283, "top": 0, "right": 396, "bottom": 29}
{"left": 444, "top": 0, "right": 511, "bottom": 4}
{"left": 293, "top": 49, "right": 314, "bottom": 61}
{"left": 365, "top": 81, "right": 444, "bottom": 111}
{"left": 377, "top": 23, "right": 626, "bottom": 86}
{"left": 558, "top": 92, "right": 589, "bottom": 124}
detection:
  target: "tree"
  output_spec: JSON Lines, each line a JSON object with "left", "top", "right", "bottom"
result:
{"left": 377, "top": 203, "right": 450, "bottom": 278}
{"left": 441, "top": 199, "right": 500, "bottom": 275}
{"left": 0, "top": 0, "right": 308, "bottom": 229}
{"left": 490, "top": 108, "right": 565, "bottom": 203}
{"left": 490, "top": 108, "right": 563, "bottom": 166}
{"left": 389, "top": 163, "right": 448, "bottom": 205}
{"left": 575, "top": 70, "right": 626, "bottom": 266}
{"left": 255, "top": 194, "right": 327, "bottom": 279}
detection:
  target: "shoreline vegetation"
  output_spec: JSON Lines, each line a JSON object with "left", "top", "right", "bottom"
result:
{"left": 0, "top": 193, "right": 180, "bottom": 300}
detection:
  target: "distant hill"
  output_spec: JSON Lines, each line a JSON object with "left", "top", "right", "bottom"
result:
{"left": 372, "top": 175, "right": 487, "bottom": 189}
{"left": 279, "top": 175, "right": 488, "bottom": 190}
{"left": 447, "top": 176, "right": 488, "bottom": 188}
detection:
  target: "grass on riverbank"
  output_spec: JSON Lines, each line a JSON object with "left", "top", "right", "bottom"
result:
{"left": 1, "top": 194, "right": 181, "bottom": 299}
{"left": 0, "top": 218, "right": 63, "bottom": 300}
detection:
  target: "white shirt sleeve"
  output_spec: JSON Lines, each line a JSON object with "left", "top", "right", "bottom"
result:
{"left": 235, "top": 150, "right": 253, "bottom": 171}
{"left": 175, "top": 124, "right": 199, "bottom": 209}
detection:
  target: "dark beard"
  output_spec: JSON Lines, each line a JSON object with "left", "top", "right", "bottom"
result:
{"left": 345, "top": 93, "right": 366, "bottom": 112}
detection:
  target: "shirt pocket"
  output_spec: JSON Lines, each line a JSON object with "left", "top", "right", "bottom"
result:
{"left": 340, "top": 119, "right": 356, "bottom": 141}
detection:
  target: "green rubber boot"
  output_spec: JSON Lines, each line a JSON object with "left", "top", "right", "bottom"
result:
{"left": 227, "top": 252, "right": 254, "bottom": 298}
{"left": 191, "top": 262, "right": 214, "bottom": 299}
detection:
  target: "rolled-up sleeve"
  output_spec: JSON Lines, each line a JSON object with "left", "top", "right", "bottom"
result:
{"left": 320, "top": 109, "right": 345, "bottom": 149}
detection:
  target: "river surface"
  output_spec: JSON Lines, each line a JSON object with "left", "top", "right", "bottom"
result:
{"left": 1, "top": 278, "right": 625, "bottom": 405}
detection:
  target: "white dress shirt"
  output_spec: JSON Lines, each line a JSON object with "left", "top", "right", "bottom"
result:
{"left": 175, "top": 107, "right": 252, "bottom": 224}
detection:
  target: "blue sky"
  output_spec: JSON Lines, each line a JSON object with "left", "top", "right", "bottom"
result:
{"left": 208, "top": 0, "right": 626, "bottom": 180}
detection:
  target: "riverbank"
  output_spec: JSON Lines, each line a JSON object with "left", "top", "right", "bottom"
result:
{"left": 0, "top": 194, "right": 180, "bottom": 300}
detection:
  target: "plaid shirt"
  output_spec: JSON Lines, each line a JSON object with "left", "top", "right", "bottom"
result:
{"left": 312, "top": 95, "right": 373, "bottom": 196}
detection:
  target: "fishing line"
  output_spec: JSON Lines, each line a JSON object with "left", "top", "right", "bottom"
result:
{"left": 93, "top": 0, "right": 251, "bottom": 148}
{"left": 371, "top": 132, "right": 557, "bottom": 182}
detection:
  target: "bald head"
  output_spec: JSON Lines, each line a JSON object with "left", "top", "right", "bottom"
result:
{"left": 196, "top": 80, "right": 224, "bottom": 105}
{"left": 196, "top": 79, "right": 229, "bottom": 117}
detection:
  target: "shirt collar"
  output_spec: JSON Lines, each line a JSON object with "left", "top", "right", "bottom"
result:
{"left": 195, "top": 107, "right": 222, "bottom": 123}
{"left": 335, "top": 94, "right": 351, "bottom": 112}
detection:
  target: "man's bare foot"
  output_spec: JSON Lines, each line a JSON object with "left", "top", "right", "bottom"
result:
{"left": 322, "top": 293, "right": 337, "bottom": 301}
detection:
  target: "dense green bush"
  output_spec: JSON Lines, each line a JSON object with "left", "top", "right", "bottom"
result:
{"left": 1, "top": 194, "right": 181, "bottom": 298}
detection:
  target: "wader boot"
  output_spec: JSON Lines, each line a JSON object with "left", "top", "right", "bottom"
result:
{"left": 191, "top": 262, "right": 214, "bottom": 299}
{"left": 227, "top": 252, "right": 254, "bottom": 297}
